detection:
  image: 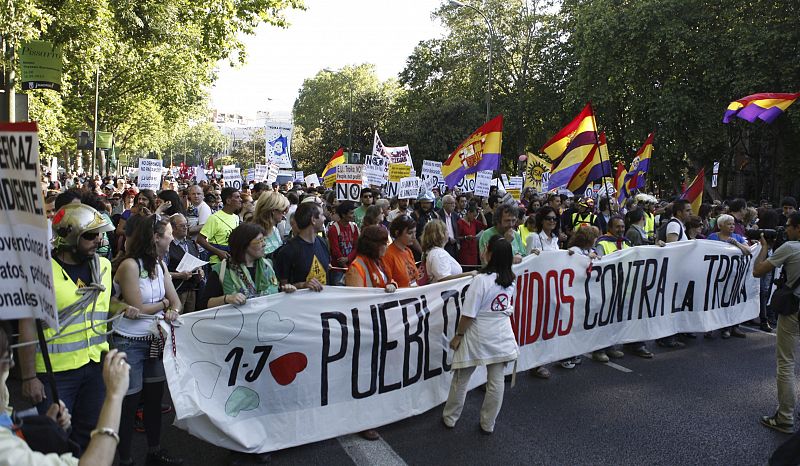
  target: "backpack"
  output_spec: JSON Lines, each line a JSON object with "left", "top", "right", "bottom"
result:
{"left": 657, "top": 218, "right": 683, "bottom": 242}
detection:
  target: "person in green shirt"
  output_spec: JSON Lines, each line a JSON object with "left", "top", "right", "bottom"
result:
{"left": 197, "top": 187, "right": 242, "bottom": 264}
{"left": 353, "top": 188, "right": 374, "bottom": 227}
{"left": 479, "top": 203, "right": 526, "bottom": 265}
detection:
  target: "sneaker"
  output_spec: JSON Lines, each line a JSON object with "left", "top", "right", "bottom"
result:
{"left": 592, "top": 351, "right": 609, "bottom": 363}
{"left": 633, "top": 347, "right": 654, "bottom": 359}
{"left": 761, "top": 322, "right": 774, "bottom": 332}
{"left": 360, "top": 429, "right": 380, "bottom": 440}
{"left": 721, "top": 330, "right": 731, "bottom": 339}
{"left": 530, "top": 366, "right": 551, "bottom": 379}
{"left": 731, "top": 327, "right": 747, "bottom": 338}
{"left": 570, "top": 356, "right": 583, "bottom": 365}
{"left": 656, "top": 338, "right": 685, "bottom": 348}
{"left": 161, "top": 403, "right": 173, "bottom": 414}
{"left": 560, "top": 360, "right": 576, "bottom": 369}
{"left": 606, "top": 349, "right": 624, "bottom": 359}
{"left": 146, "top": 449, "right": 184, "bottom": 466}
{"left": 760, "top": 415, "right": 794, "bottom": 434}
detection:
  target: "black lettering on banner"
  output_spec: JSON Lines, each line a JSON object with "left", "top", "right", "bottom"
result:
{"left": 378, "top": 300, "right": 401, "bottom": 394}
{"left": 703, "top": 255, "right": 719, "bottom": 311}
{"left": 653, "top": 259, "right": 668, "bottom": 317}
{"left": 351, "top": 306, "right": 378, "bottom": 400}
{"left": 626, "top": 260, "right": 645, "bottom": 320}
{"left": 320, "top": 312, "right": 348, "bottom": 406}
{"left": 584, "top": 265, "right": 600, "bottom": 330}
{"left": 671, "top": 280, "right": 695, "bottom": 313}
{"left": 640, "top": 259, "right": 658, "bottom": 318}
{"left": 401, "top": 297, "right": 423, "bottom": 387}
{"left": 421, "top": 295, "right": 442, "bottom": 380}
{"left": 598, "top": 264, "right": 615, "bottom": 327}
{"left": 440, "top": 289, "right": 463, "bottom": 372}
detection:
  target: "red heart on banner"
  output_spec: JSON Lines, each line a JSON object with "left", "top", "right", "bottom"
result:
{"left": 269, "top": 352, "right": 308, "bottom": 386}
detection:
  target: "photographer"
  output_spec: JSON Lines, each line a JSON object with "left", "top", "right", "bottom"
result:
{"left": 754, "top": 212, "right": 800, "bottom": 434}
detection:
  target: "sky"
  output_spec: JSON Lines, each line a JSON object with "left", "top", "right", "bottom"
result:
{"left": 209, "top": 0, "right": 448, "bottom": 120}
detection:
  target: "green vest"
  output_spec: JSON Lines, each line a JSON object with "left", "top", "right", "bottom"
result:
{"left": 38, "top": 258, "right": 112, "bottom": 373}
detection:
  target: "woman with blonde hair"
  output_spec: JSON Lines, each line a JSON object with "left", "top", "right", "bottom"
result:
{"left": 421, "top": 220, "right": 469, "bottom": 283}
{"left": 252, "top": 191, "right": 290, "bottom": 257}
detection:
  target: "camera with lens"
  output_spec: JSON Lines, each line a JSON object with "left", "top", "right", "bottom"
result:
{"left": 744, "top": 226, "right": 785, "bottom": 242}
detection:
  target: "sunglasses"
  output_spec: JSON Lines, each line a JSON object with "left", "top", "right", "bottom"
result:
{"left": 544, "top": 216, "right": 557, "bottom": 221}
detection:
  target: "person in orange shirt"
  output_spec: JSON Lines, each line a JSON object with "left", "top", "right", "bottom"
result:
{"left": 383, "top": 215, "right": 419, "bottom": 287}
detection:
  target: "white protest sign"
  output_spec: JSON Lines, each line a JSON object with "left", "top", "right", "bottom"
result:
{"left": 0, "top": 123, "right": 58, "bottom": 328}
{"left": 254, "top": 164, "right": 268, "bottom": 182}
{"left": 195, "top": 165, "right": 207, "bottom": 182}
{"left": 541, "top": 171, "right": 551, "bottom": 192}
{"left": 223, "top": 165, "right": 242, "bottom": 190}
{"left": 363, "top": 154, "right": 389, "bottom": 186}
{"left": 373, "top": 131, "right": 412, "bottom": 167}
{"left": 164, "top": 240, "right": 759, "bottom": 453}
{"left": 420, "top": 160, "right": 443, "bottom": 191}
{"left": 398, "top": 176, "right": 421, "bottom": 199}
{"left": 266, "top": 164, "right": 280, "bottom": 184}
{"left": 474, "top": 170, "right": 493, "bottom": 197}
{"left": 294, "top": 171, "right": 304, "bottom": 182}
{"left": 138, "top": 158, "right": 163, "bottom": 191}
{"left": 265, "top": 122, "right": 293, "bottom": 168}
{"left": 336, "top": 164, "right": 363, "bottom": 201}
{"left": 455, "top": 172, "right": 476, "bottom": 192}
{"left": 304, "top": 173, "right": 321, "bottom": 187}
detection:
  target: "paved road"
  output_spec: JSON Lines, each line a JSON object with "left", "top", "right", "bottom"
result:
{"left": 9, "top": 325, "right": 796, "bottom": 465}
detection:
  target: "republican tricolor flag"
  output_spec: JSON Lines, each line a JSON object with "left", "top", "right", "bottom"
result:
{"left": 322, "top": 148, "right": 346, "bottom": 187}
{"left": 442, "top": 115, "right": 503, "bottom": 188}
{"left": 614, "top": 162, "right": 629, "bottom": 204}
{"left": 625, "top": 132, "right": 654, "bottom": 192}
{"left": 680, "top": 168, "right": 705, "bottom": 215}
{"left": 723, "top": 92, "right": 800, "bottom": 124}
{"left": 540, "top": 103, "right": 598, "bottom": 190}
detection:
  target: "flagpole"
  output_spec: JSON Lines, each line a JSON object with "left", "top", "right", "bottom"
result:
{"left": 590, "top": 104, "right": 612, "bottom": 193}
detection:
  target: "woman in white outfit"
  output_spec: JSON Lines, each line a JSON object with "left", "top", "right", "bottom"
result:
{"left": 442, "top": 235, "right": 518, "bottom": 434}
{"left": 525, "top": 206, "right": 561, "bottom": 255}
{"left": 422, "top": 220, "right": 469, "bottom": 282}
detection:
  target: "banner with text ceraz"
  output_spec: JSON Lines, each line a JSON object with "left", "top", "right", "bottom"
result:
{"left": 336, "top": 164, "right": 363, "bottom": 201}
{"left": 164, "top": 240, "right": 758, "bottom": 453}
{"left": 138, "top": 158, "right": 163, "bottom": 191}
{"left": 0, "top": 123, "right": 58, "bottom": 328}
{"left": 265, "top": 123, "right": 293, "bottom": 168}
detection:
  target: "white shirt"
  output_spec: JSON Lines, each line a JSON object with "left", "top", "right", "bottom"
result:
{"left": 453, "top": 272, "right": 518, "bottom": 368}
{"left": 426, "top": 247, "right": 462, "bottom": 282}
{"left": 444, "top": 211, "right": 455, "bottom": 240}
{"left": 666, "top": 218, "right": 689, "bottom": 242}
{"left": 526, "top": 231, "right": 559, "bottom": 254}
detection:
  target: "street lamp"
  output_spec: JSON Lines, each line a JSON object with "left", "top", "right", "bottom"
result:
{"left": 448, "top": 0, "right": 495, "bottom": 123}
{"left": 323, "top": 67, "right": 353, "bottom": 153}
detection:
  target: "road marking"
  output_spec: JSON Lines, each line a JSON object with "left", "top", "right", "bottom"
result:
{"left": 338, "top": 433, "right": 407, "bottom": 466}
{"left": 741, "top": 326, "right": 776, "bottom": 337}
{"left": 582, "top": 354, "right": 634, "bottom": 373}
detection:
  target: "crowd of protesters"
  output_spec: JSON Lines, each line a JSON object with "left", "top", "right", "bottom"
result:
{"left": 3, "top": 167, "right": 800, "bottom": 465}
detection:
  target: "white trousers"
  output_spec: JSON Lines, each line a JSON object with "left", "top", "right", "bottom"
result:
{"left": 442, "top": 362, "right": 506, "bottom": 432}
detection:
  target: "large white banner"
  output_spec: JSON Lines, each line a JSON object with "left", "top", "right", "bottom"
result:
{"left": 138, "top": 158, "right": 163, "bottom": 191}
{"left": 373, "top": 131, "right": 412, "bottom": 167}
{"left": 164, "top": 240, "right": 759, "bottom": 453}
{"left": 265, "top": 123, "right": 293, "bottom": 168}
{"left": 0, "top": 122, "right": 58, "bottom": 328}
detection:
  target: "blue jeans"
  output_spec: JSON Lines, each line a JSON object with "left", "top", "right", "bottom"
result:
{"left": 36, "top": 361, "right": 105, "bottom": 454}
{"left": 110, "top": 334, "right": 166, "bottom": 395}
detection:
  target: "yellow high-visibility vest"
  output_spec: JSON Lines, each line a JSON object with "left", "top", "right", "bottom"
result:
{"left": 644, "top": 212, "right": 655, "bottom": 239}
{"left": 36, "top": 258, "right": 112, "bottom": 373}
{"left": 596, "top": 236, "right": 632, "bottom": 256}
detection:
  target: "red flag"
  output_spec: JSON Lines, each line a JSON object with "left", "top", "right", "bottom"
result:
{"left": 207, "top": 155, "right": 215, "bottom": 172}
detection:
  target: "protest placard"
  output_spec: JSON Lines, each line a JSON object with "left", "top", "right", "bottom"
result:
{"left": 474, "top": 170, "right": 493, "bottom": 197}
{"left": 266, "top": 163, "right": 280, "bottom": 184}
{"left": 138, "top": 158, "right": 163, "bottom": 191}
{"left": 388, "top": 163, "right": 411, "bottom": 182}
{"left": 398, "top": 176, "right": 421, "bottom": 199}
{"left": 265, "top": 122, "right": 293, "bottom": 168}
{"left": 0, "top": 122, "right": 58, "bottom": 328}
{"left": 508, "top": 176, "right": 523, "bottom": 199}
{"left": 420, "top": 160, "right": 443, "bottom": 191}
{"left": 455, "top": 172, "right": 476, "bottom": 192}
{"left": 254, "top": 164, "right": 268, "bottom": 182}
{"left": 336, "top": 164, "right": 363, "bottom": 201}
{"left": 364, "top": 154, "right": 388, "bottom": 186}
{"left": 223, "top": 165, "right": 242, "bottom": 190}
{"left": 304, "top": 173, "right": 321, "bottom": 187}
{"left": 373, "top": 131, "right": 413, "bottom": 167}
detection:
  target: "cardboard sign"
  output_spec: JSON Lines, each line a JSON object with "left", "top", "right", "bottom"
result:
{"left": 398, "top": 176, "right": 421, "bottom": 199}
{"left": 388, "top": 163, "right": 411, "bottom": 183}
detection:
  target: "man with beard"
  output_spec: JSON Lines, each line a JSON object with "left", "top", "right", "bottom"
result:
{"left": 17, "top": 204, "right": 134, "bottom": 452}
{"left": 197, "top": 187, "right": 242, "bottom": 264}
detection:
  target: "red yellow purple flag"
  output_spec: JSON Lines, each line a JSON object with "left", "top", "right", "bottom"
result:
{"left": 442, "top": 115, "right": 503, "bottom": 188}
{"left": 723, "top": 92, "right": 800, "bottom": 124}
{"left": 614, "top": 162, "right": 629, "bottom": 203}
{"left": 566, "top": 132, "right": 611, "bottom": 194}
{"left": 625, "top": 132, "right": 654, "bottom": 192}
{"left": 322, "top": 148, "right": 346, "bottom": 187}
{"left": 680, "top": 168, "right": 705, "bottom": 215}
{"left": 540, "top": 103, "right": 598, "bottom": 190}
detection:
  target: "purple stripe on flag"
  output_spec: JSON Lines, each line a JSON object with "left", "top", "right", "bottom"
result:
{"left": 722, "top": 109, "right": 739, "bottom": 124}
{"left": 737, "top": 103, "right": 770, "bottom": 122}
{"left": 758, "top": 106, "right": 785, "bottom": 123}
{"left": 549, "top": 162, "right": 583, "bottom": 189}
{"left": 570, "top": 161, "right": 611, "bottom": 194}
{"left": 552, "top": 131, "right": 597, "bottom": 168}
{"left": 443, "top": 153, "right": 501, "bottom": 188}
